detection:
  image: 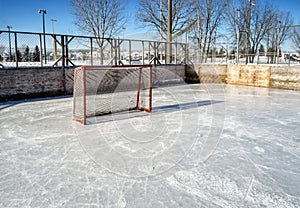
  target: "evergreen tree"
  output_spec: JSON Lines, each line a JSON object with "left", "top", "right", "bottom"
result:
{"left": 219, "top": 48, "right": 225, "bottom": 57}
{"left": 12, "top": 50, "right": 22, "bottom": 62}
{"left": 33, "top": 45, "right": 40, "bottom": 62}
{"left": 267, "top": 47, "right": 276, "bottom": 64}
{"left": 259, "top": 45, "right": 265, "bottom": 56}
{"left": 229, "top": 49, "right": 235, "bottom": 60}
{"left": 23, "top": 46, "right": 30, "bottom": 62}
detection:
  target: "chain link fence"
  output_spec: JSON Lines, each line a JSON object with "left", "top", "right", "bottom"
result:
{"left": 0, "top": 30, "right": 188, "bottom": 68}
{"left": 1, "top": 30, "right": 299, "bottom": 68}
{"left": 188, "top": 40, "right": 300, "bottom": 65}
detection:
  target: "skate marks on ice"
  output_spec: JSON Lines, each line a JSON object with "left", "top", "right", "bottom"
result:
{"left": 75, "top": 83, "right": 226, "bottom": 178}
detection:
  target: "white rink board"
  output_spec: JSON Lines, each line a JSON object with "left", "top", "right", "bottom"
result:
{"left": 0, "top": 84, "right": 299, "bottom": 207}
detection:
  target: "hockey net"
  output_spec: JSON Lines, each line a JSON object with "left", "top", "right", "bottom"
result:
{"left": 72, "top": 65, "right": 152, "bottom": 124}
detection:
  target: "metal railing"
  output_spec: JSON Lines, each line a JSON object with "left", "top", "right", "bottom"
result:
{"left": 0, "top": 30, "right": 188, "bottom": 68}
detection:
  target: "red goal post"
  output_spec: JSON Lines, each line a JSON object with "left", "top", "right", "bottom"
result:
{"left": 72, "top": 65, "right": 152, "bottom": 124}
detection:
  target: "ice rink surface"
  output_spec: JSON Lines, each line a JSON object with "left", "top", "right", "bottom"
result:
{"left": 0, "top": 83, "right": 299, "bottom": 207}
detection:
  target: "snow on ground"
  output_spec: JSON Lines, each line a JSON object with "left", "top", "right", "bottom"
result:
{"left": 0, "top": 84, "right": 299, "bottom": 207}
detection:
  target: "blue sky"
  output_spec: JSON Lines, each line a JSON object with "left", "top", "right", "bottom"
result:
{"left": 0, "top": 0, "right": 139, "bottom": 35}
{"left": 0, "top": 0, "right": 299, "bottom": 36}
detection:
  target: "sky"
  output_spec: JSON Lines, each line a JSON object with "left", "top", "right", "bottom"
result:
{"left": 0, "top": 0, "right": 139, "bottom": 36}
{"left": 0, "top": 0, "right": 300, "bottom": 37}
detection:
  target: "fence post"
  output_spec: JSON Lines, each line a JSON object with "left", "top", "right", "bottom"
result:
{"left": 148, "top": 42, "right": 151, "bottom": 63}
{"left": 61, "top": 35, "right": 65, "bottom": 68}
{"left": 65, "top": 36, "right": 69, "bottom": 66}
{"left": 128, "top": 40, "right": 131, "bottom": 65}
{"left": 39, "top": 33, "right": 43, "bottom": 67}
{"left": 170, "top": 42, "right": 178, "bottom": 64}
{"left": 14, "top": 32, "right": 18, "bottom": 68}
{"left": 114, "top": 39, "right": 118, "bottom": 65}
{"left": 118, "top": 38, "right": 121, "bottom": 64}
{"left": 90, "top": 37, "right": 93, "bottom": 66}
{"left": 142, "top": 41, "right": 145, "bottom": 65}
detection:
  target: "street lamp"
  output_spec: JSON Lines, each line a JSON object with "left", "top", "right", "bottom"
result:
{"left": 6, "top": 25, "right": 12, "bottom": 61}
{"left": 38, "top": 9, "right": 47, "bottom": 64}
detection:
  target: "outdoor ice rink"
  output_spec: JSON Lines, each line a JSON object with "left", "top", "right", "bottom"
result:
{"left": 0, "top": 83, "right": 299, "bottom": 207}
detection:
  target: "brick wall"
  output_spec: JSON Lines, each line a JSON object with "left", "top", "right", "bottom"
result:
{"left": 0, "top": 65, "right": 186, "bottom": 102}
{"left": 0, "top": 67, "right": 67, "bottom": 101}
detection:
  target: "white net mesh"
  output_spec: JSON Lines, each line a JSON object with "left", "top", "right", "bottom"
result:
{"left": 73, "top": 66, "right": 152, "bottom": 124}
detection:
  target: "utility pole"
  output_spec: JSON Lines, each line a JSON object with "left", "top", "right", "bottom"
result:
{"left": 6, "top": 25, "right": 12, "bottom": 61}
{"left": 166, "top": 0, "right": 172, "bottom": 64}
{"left": 38, "top": 9, "right": 47, "bottom": 64}
{"left": 160, "top": 0, "right": 163, "bottom": 42}
{"left": 160, "top": 0, "right": 163, "bottom": 62}
{"left": 236, "top": 8, "right": 240, "bottom": 64}
{"left": 276, "top": 21, "right": 281, "bottom": 64}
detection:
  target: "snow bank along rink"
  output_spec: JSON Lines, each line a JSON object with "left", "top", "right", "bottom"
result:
{"left": 0, "top": 83, "right": 299, "bottom": 207}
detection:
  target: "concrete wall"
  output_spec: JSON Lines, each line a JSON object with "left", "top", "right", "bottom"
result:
{"left": 0, "top": 65, "right": 186, "bottom": 102}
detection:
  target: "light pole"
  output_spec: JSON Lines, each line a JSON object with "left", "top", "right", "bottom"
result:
{"left": 38, "top": 9, "right": 47, "bottom": 64}
{"left": 246, "top": 0, "right": 255, "bottom": 64}
{"left": 6, "top": 25, "right": 12, "bottom": 61}
{"left": 51, "top": 19, "right": 58, "bottom": 62}
{"left": 236, "top": 8, "right": 240, "bottom": 64}
{"left": 122, "top": 27, "right": 125, "bottom": 60}
{"left": 160, "top": 0, "right": 163, "bottom": 42}
{"left": 166, "top": 0, "right": 172, "bottom": 64}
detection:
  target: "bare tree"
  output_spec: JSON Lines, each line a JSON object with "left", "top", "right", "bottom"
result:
{"left": 248, "top": 1, "right": 277, "bottom": 63}
{"left": 227, "top": 0, "right": 293, "bottom": 64}
{"left": 136, "top": 0, "right": 196, "bottom": 40}
{"left": 292, "top": 25, "right": 300, "bottom": 53}
{"left": 194, "top": 0, "right": 228, "bottom": 62}
{"left": 70, "top": 0, "right": 126, "bottom": 64}
{"left": 265, "top": 11, "right": 293, "bottom": 64}
{"left": 229, "top": 0, "right": 274, "bottom": 63}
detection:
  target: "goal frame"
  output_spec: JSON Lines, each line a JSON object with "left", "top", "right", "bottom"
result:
{"left": 72, "top": 65, "right": 152, "bottom": 124}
